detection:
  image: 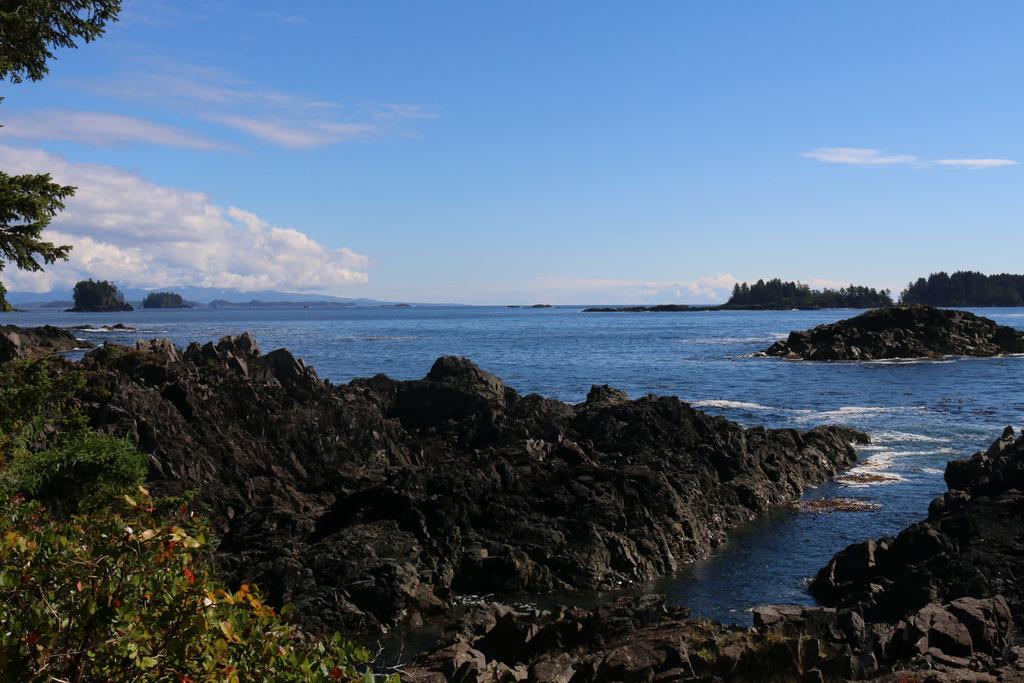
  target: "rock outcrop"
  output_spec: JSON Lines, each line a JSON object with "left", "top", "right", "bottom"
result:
{"left": 765, "top": 305, "right": 1024, "bottom": 360}
{"left": 68, "top": 334, "right": 865, "bottom": 635}
{"left": 811, "top": 426, "right": 1024, "bottom": 627}
{"left": 0, "top": 324, "right": 92, "bottom": 363}
{"left": 406, "top": 427, "right": 1024, "bottom": 681}
{"left": 403, "top": 593, "right": 1019, "bottom": 682}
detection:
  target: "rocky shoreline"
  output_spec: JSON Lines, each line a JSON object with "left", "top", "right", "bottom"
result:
{"left": 4, "top": 323, "right": 1022, "bottom": 680}
{"left": 765, "top": 304, "right": 1024, "bottom": 361}
{"left": 0, "top": 323, "right": 92, "bottom": 363}
{"left": 0, "top": 325, "right": 863, "bottom": 637}
{"left": 404, "top": 429, "right": 1024, "bottom": 681}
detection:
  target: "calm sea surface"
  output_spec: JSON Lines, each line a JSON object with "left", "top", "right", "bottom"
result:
{"left": 11, "top": 305, "right": 1024, "bottom": 624}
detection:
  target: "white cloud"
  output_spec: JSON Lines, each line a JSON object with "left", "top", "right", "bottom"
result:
{"left": 76, "top": 63, "right": 433, "bottom": 150}
{"left": 0, "top": 110, "right": 224, "bottom": 150}
{"left": 801, "top": 148, "right": 920, "bottom": 166}
{"left": 934, "top": 158, "right": 1019, "bottom": 169}
{"left": 0, "top": 145, "right": 370, "bottom": 293}
{"left": 206, "top": 114, "right": 378, "bottom": 149}
{"left": 803, "top": 147, "right": 1018, "bottom": 169}
{"left": 530, "top": 274, "right": 740, "bottom": 304}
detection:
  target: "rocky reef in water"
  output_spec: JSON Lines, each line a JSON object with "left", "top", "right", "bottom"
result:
{"left": 0, "top": 324, "right": 92, "bottom": 363}
{"left": 62, "top": 333, "right": 866, "bottom": 637}
{"left": 764, "top": 304, "right": 1024, "bottom": 361}
{"left": 405, "top": 429, "right": 1024, "bottom": 681}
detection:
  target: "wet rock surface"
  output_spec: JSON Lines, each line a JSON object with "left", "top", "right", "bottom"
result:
{"left": 66, "top": 333, "right": 865, "bottom": 636}
{"left": 405, "top": 428, "right": 1024, "bottom": 681}
{"left": 764, "top": 305, "right": 1024, "bottom": 361}
{"left": 811, "top": 426, "right": 1024, "bottom": 627}
{"left": 0, "top": 324, "right": 92, "bottom": 362}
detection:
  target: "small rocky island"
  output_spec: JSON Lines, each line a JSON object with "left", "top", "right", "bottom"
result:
{"left": 66, "top": 278, "right": 134, "bottom": 312}
{"left": 765, "top": 304, "right": 1024, "bottom": 360}
{"left": 141, "top": 291, "right": 192, "bottom": 308}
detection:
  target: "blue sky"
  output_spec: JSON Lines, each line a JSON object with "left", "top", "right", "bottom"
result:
{"left": 1, "top": 1, "right": 1022, "bottom": 303}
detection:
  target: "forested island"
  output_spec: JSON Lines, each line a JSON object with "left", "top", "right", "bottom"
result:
{"left": 901, "top": 271, "right": 1024, "bottom": 306}
{"left": 585, "top": 278, "right": 893, "bottom": 312}
{"left": 141, "top": 291, "right": 191, "bottom": 308}
{"left": 725, "top": 279, "right": 893, "bottom": 309}
{"left": 67, "top": 279, "right": 133, "bottom": 312}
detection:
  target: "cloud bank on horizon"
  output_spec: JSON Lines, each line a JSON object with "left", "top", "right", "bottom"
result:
{"left": 0, "top": 145, "right": 371, "bottom": 294}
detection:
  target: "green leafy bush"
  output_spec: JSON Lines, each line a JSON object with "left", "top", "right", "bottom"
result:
{"left": 0, "top": 359, "right": 145, "bottom": 514}
{"left": 0, "top": 490, "right": 391, "bottom": 681}
{"left": 0, "top": 429, "right": 145, "bottom": 515}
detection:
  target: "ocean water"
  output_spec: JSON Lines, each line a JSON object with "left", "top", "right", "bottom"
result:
{"left": 10, "top": 305, "right": 1024, "bottom": 624}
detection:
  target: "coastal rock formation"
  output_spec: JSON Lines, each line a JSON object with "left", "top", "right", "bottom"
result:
{"left": 765, "top": 304, "right": 1024, "bottom": 360}
{"left": 407, "top": 427, "right": 1024, "bottom": 682}
{"left": 811, "top": 426, "right": 1024, "bottom": 626}
{"left": 0, "top": 324, "right": 92, "bottom": 363}
{"left": 71, "top": 334, "right": 865, "bottom": 635}
{"left": 72, "top": 323, "right": 136, "bottom": 332}
{"left": 403, "top": 593, "right": 1019, "bottom": 682}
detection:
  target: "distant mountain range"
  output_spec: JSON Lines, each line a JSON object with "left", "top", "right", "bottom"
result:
{"left": 6, "top": 286, "right": 404, "bottom": 307}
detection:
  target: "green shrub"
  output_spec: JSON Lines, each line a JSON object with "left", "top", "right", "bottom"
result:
{"left": 0, "top": 358, "right": 86, "bottom": 456}
{"left": 0, "top": 359, "right": 145, "bottom": 514}
{"left": 0, "top": 490, "right": 391, "bottom": 681}
{"left": 0, "top": 429, "right": 145, "bottom": 515}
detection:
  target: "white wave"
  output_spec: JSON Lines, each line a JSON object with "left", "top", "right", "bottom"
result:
{"left": 793, "top": 406, "right": 911, "bottom": 422}
{"left": 76, "top": 327, "right": 135, "bottom": 333}
{"left": 855, "top": 450, "right": 899, "bottom": 470}
{"left": 837, "top": 449, "right": 907, "bottom": 487}
{"left": 872, "top": 430, "right": 948, "bottom": 444}
{"left": 690, "top": 399, "right": 775, "bottom": 411}
{"left": 894, "top": 447, "right": 957, "bottom": 456}
{"left": 918, "top": 467, "right": 945, "bottom": 475}
{"left": 836, "top": 472, "right": 905, "bottom": 488}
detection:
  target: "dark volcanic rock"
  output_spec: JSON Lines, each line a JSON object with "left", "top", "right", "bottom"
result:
{"left": 765, "top": 304, "right": 1024, "bottom": 360}
{"left": 403, "top": 593, "right": 1020, "bottom": 682}
{"left": 811, "top": 426, "right": 1024, "bottom": 627}
{"left": 68, "top": 335, "right": 865, "bottom": 635}
{"left": 0, "top": 324, "right": 92, "bottom": 363}
{"left": 404, "top": 427, "right": 1024, "bottom": 681}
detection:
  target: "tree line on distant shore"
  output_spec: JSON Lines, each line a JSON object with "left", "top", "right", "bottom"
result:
{"left": 901, "top": 271, "right": 1024, "bottom": 307}
{"left": 725, "top": 279, "right": 893, "bottom": 309}
{"left": 723, "top": 272, "right": 1024, "bottom": 309}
